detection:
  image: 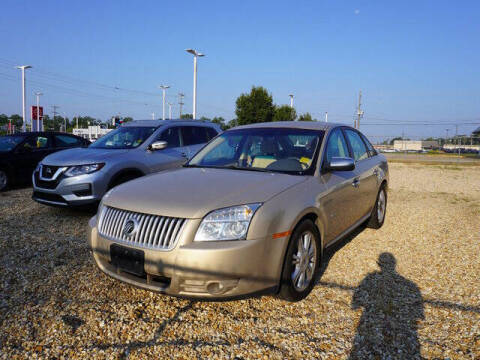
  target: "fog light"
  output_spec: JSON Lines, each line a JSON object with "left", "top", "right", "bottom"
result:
{"left": 206, "top": 282, "right": 225, "bottom": 295}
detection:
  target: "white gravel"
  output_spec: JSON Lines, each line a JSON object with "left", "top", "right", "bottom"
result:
{"left": 0, "top": 162, "right": 479, "bottom": 359}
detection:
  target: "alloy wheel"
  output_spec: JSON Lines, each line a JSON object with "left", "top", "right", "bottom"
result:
{"left": 377, "top": 189, "right": 386, "bottom": 224}
{"left": 291, "top": 231, "right": 317, "bottom": 291}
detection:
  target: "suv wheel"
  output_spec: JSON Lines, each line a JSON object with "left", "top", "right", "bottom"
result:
{"left": 367, "top": 185, "right": 387, "bottom": 229}
{"left": 277, "top": 219, "right": 321, "bottom": 302}
{"left": 0, "top": 169, "right": 8, "bottom": 191}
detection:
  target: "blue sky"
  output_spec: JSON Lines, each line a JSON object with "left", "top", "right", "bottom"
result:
{"left": 0, "top": 0, "right": 479, "bottom": 139}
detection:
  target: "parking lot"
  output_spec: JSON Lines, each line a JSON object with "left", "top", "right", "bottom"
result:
{"left": 0, "top": 162, "right": 479, "bottom": 359}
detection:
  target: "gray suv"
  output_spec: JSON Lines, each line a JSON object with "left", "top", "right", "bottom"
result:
{"left": 32, "top": 120, "right": 221, "bottom": 207}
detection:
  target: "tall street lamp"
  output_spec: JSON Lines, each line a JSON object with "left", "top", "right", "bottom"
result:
{"left": 289, "top": 94, "right": 294, "bottom": 108}
{"left": 159, "top": 85, "right": 170, "bottom": 120}
{"left": 185, "top": 49, "right": 205, "bottom": 119}
{"left": 34, "top": 92, "right": 43, "bottom": 131}
{"left": 16, "top": 65, "right": 32, "bottom": 132}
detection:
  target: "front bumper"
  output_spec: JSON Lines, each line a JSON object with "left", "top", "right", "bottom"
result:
{"left": 32, "top": 168, "right": 107, "bottom": 207}
{"left": 87, "top": 215, "right": 285, "bottom": 299}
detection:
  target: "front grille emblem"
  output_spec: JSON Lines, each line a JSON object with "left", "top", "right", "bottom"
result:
{"left": 123, "top": 219, "right": 139, "bottom": 237}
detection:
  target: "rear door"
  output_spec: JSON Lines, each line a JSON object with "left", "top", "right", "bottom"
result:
{"left": 343, "top": 128, "right": 378, "bottom": 220}
{"left": 53, "top": 134, "right": 85, "bottom": 151}
{"left": 319, "top": 128, "right": 359, "bottom": 243}
{"left": 180, "top": 125, "right": 215, "bottom": 157}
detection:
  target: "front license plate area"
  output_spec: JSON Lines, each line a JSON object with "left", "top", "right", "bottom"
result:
{"left": 110, "top": 244, "right": 145, "bottom": 277}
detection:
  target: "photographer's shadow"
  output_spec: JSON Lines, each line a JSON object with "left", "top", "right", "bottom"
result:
{"left": 349, "top": 253, "right": 424, "bottom": 359}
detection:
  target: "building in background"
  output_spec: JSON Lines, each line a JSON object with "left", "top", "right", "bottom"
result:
{"left": 393, "top": 140, "right": 439, "bottom": 151}
{"left": 73, "top": 125, "right": 112, "bottom": 142}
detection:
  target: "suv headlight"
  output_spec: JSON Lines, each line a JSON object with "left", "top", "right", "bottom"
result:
{"left": 194, "top": 203, "right": 262, "bottom": 242}
{"left": 64, "top": 163, "right": 105, "bottom": 177}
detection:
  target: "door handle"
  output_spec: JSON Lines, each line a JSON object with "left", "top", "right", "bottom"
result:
{"left": 352, "top": 178, "right": 360, "bottom": 188}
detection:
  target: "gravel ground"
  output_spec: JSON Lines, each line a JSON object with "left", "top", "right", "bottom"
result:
{"left": 0, "top": 163, "right": 479, "bottom": 359}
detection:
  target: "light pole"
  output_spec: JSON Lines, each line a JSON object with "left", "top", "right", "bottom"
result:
{"left": 325, "top": 112, "right": 328, "bottom": 123}
{"left": 159, "top": 85, "right": 170, "bottom": 120}
{"left": 16, "top": 65, "right": 32, "bottom": 132}
{"left": 34, "top": 92, "right": 43, "bottom": 131}
{"left": 178, "top": 93, "right": 185, "bottom": 119}
{"left": 168, "top": 102, "right": 173, "bottom": 120}
{"left": 185, "top": 49, "right": 205, "bottom": 119}
{"left": 289, "top": 94, "right": 294, "bottom": 108}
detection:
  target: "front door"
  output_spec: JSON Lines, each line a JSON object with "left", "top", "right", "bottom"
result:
{"left": 15, "top": 134, "right": 53, "bottom": 180}
{"left": 319, "top": 128, "right": 358, "bottom": 244}
{"left": 145, "top": 126, "right": 188, "bottom": 173}
{"left": 344, "top": 129, "right": 378, "bottom": 219}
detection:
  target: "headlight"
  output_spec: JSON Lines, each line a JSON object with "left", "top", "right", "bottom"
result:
{"left": 64, "top": 163, "right": 105, "bottom": 177}
{"left": 194, "top": 203, "right": 262, "bottom": 242}
{"left": 35, "top": 163, "right": 42, "bottom": 172}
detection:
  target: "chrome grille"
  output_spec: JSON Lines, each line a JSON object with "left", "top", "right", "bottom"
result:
{"left": 99, "top": 206, "right": 186, "bottom": 250}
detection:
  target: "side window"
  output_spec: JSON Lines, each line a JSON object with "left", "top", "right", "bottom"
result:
{"left": 55, "top": 135, "right": 81, "bottom": 147}
{"left": 325, "top": 129, "right": 349, "bottom": 164}
{"left": 344, "top": 129, "right": 369, "bottom": 162}
{"left": 23, "top": 135, "right": 50, "bottom": 150}
{"left": 158, "top": 127, "right": 181, "bottom": 148}
{"left": 360, "top": 132, "right": 376, "bottom": 156}
{"left": 181, "top": 126, "right": 209, "bottom": 145}
{"left": 206, "top": 127, "right": 219, "bottom": 140}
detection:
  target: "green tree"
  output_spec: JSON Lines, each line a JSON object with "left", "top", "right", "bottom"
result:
{"left": 227, "top": 119, "right": 237, "bottom": 129}
{"left": 235, "top": 86, "right": 275, "bottom": 125}
{"left": 181, "top": 113, "right": 193, "bottom": 119}
{"left": 273, "top": 105, "right": 297, "bottom": 122}
{"left": 298, "top": 112, "right": 315, "bottom": 122}
{"left": 211, "top": 116, "right": 228, "bottom": 130}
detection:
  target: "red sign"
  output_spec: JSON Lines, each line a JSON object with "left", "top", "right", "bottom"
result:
{"left": 31, "top": 106, "right": 43, "bottom": 120}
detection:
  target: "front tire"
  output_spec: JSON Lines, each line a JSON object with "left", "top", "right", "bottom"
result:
{"left": 367, "top": 184, "right": 387, "bottom": 229}
{"left": 277, "top": 219, "right": 321, "bottom": 302}
{"left": 0, "top": 169, "right": 9, "bottom": 191}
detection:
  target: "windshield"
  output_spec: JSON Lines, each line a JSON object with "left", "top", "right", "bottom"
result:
{"left": 187, "top": 127, "right": 324, "bottom": 175}
{"left": 89, "top": 126, "right": 157, "bottom": 149}
{"left": 0, "top": 135, "right": 25, "bottom": 152}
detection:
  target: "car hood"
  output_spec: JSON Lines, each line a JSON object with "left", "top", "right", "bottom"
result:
{"left": 41, "top": 148, "right": 129, "bottom": 166}
{"left": 103, "top": 167, "right": 308, "bottom": 219}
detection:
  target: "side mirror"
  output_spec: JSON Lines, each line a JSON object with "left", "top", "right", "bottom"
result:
{"left": 327, "top": 157, "right": 355, "bottom": 171}
{"left": 149, "top": 141, "right": 168, "bottom": 151}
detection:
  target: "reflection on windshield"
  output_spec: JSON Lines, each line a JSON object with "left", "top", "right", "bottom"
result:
{"left": 0, "top": 136, "right": 25, "bottom": 152}
{"left": 188, "top": 128, "right": 323, "bottom": 174}
{"left": 90, "top": 127, "right": 156, "bottom": 149}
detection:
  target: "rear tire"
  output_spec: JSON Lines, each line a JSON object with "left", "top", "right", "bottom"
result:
{"left": 277, "top": 219, "right": 321, "bottom": 302}
{"left": 0, "top": 169, "right": 9, "bottom": 192}
{"left": 367, "top": 184, "right": 387, "bottom": 229}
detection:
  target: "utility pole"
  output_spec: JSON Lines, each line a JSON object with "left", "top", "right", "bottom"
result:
{"left": 325, "top": 112, "right": 328, "bottom": 123}
{"left": 356, "top": 91, "right": 363, "bottom": 129}
{"left": 16, "top": 65, "right": 32, "bottom": 132}
{"left": 152, "top": 112, "right": 155, "bottom": 120}
{"left": 289, "top": 94, "right": 294, "bottom": 108}
{"left": 51, "top": 105, "right": 59, "bottom": 130}
{"left": 178, "top": 93, "right": 185, "bottom": 119}
{"left": 168, "top": 102, "right": 173, "bottom": 120}
{"left": 35, "top": 92, "right": 43, "bottom": 132}
{"left": 185, "top": 49, "right": 205, "bottom": 119}
{"left": 446, "top": 129, "right": 450, "bottom": 146}
{"left": 159, "top": 85, "right": 170, "bottom": 120}
{"left": 63, "top": 112, "right": 68, "bottom": 132}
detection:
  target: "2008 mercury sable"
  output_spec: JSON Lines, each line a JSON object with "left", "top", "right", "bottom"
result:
{"left": 88, "top": 121, "right": 388, "bottom": 301}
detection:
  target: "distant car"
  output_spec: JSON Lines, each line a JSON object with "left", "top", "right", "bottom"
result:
{"left": 32, "top": 120, "right": 221, "bottom": 207}
{"left": 0, "top": 132, "right": 89, "bottom": 191}
{"left": 88, "top": 121, "right": 388, "bottom": 301}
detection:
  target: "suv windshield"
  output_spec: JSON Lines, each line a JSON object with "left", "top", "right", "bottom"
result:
{"left": 90, "top": 126, "right": 156, "bottom": 149}
{"left": 0, "top": 135, "right": 25, "bottom": 152}
{"left": 187, "top": 127, "right": 324, "bottom": 175}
